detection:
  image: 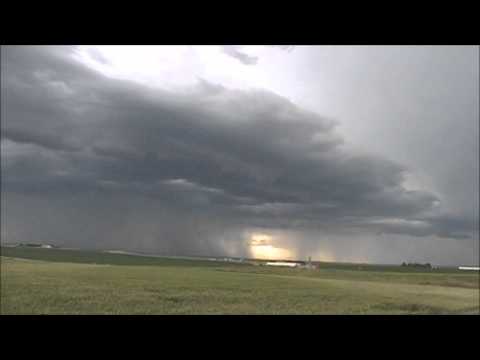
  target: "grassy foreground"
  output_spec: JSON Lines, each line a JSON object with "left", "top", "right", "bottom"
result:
{"left": 1, "top": 248, "right": 479, "bottom": 314}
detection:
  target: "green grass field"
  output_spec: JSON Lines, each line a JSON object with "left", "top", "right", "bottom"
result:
{"left": 1, "top": 247, "right": 479, "bottom": 314}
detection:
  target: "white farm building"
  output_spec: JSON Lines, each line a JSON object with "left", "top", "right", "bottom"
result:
{"left": 458, "top": 266, "right": 480, "bottom": 271}
{"left": 265, "top": 261, "right": 301, "bottom": 268}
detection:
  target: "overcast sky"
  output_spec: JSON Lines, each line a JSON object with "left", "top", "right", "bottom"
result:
{"left": 1, "top": 45, "right": 478, "bottom": 265}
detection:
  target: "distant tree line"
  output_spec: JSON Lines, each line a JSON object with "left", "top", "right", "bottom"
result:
{"left": 401, "top": 262, "right": 432, "bottom": 269}
{"left": 17, "top": 243, "right": 57, "bottom": 248}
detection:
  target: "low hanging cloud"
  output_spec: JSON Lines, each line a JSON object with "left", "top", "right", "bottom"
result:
{"left": 270, "top": 45, "right": 295, "bottom": 52}
{"left": 221, "top": 45, "right": 295, "bottom": 65}
{"left": 221, "top": 46, "right": 258, "bottom": 65}
{"left": 86, "top": 47, "right": 111, "bottom": 65}
{"left": 1, "top": 46, "right": 477, "bottom": 259}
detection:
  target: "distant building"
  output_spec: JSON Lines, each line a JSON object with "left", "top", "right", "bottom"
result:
{"left": 222, "top": 257, "right": 244, "bottom": 263}
{"left": 18, "top": 243, "right": 55, "bottom": 248}
{"left": 458, "top": 266, "right": 480, "bottom": 271}
{"left": 302, "top": 256, "right": 317, "bottom": 269}
{"left": 266, "top": 261, "right": 301, "bottom": 268}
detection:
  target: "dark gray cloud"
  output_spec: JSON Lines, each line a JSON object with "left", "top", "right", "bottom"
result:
{"left": 1, "top": 46, "right": 477, "bottom": 262}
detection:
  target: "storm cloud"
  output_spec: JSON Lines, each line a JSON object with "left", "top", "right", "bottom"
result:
{"left": 1, "top": 46, "right": 478, "bottom": 264}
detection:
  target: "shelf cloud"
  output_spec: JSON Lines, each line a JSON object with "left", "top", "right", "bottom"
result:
{"left": 1, "top": 46, "right": 478, "bottom": 265}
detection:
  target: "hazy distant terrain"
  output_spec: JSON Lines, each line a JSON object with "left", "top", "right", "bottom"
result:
{"left": 1, "top": 247, "right": 478, "bottom": 315}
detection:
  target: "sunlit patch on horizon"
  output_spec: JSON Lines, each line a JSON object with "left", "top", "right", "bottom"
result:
{"left": 313, "top": 250, "right": 336, "bottom": 263}
{"left": 248, "top": 232, "right": 294, "bottom": 260}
